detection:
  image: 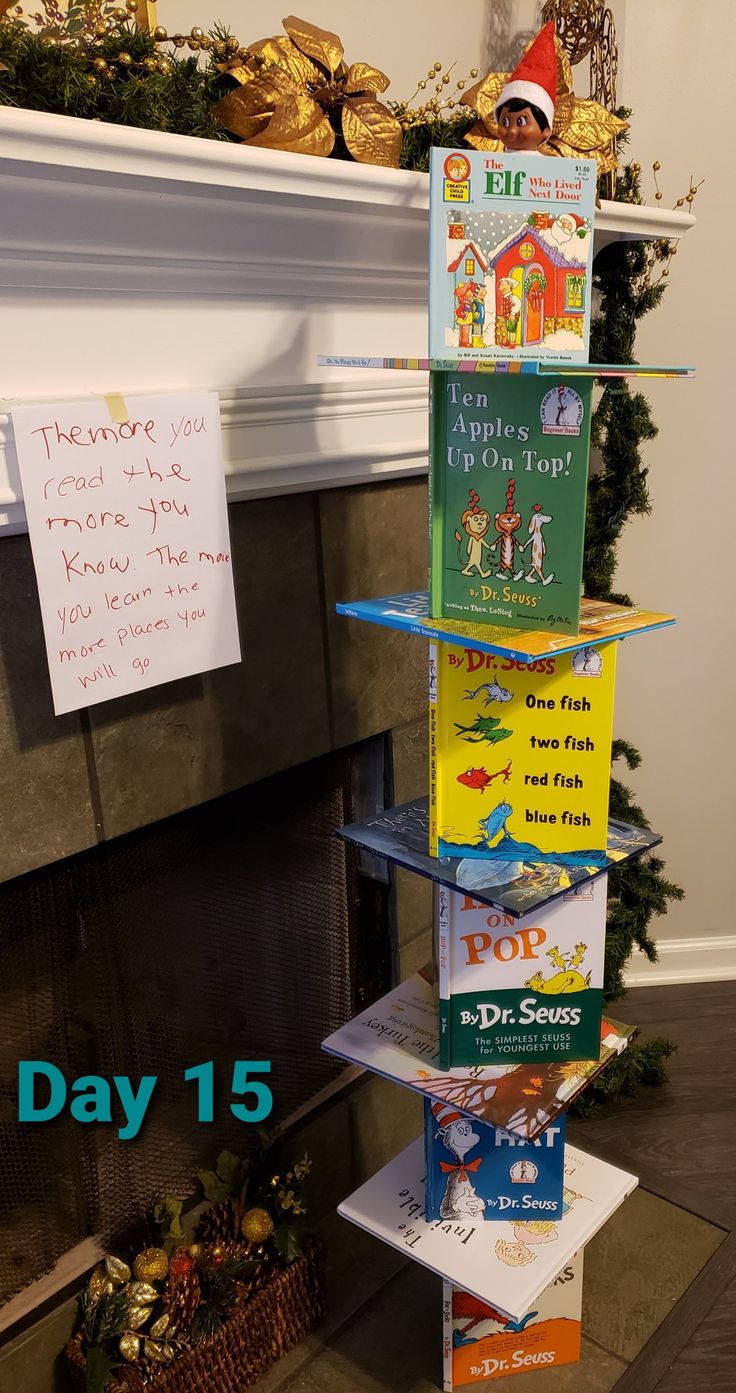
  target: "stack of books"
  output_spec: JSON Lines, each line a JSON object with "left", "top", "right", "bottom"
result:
{"left": 321, "top": 147, "right": 691, "bottom": 1388}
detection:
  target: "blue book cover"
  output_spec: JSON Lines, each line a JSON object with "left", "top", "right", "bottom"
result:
{"left": 424, "top": 1098, "right": 566, "bottom": 1222}
{"left": 429, "top": 148, "right": 597, "bottom": 363}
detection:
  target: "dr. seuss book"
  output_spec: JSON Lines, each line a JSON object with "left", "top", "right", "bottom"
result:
{"left": 428, "top": 148, "right": 596, "bottom": 363}
{"left": 437, "top": 878, "right": 606, "bottom": 1068}
{"left": 335, "top": 591, "right": 677, "bottom": 665}
{"left": 424, "top": 1099, "right": 565, "bottom": 1223}
{"left": 442, "top": 1253, "right": 583, "bottom": 1389}
{"left": 338, "top": 1137, "right": 636, "bottom": 1321}
{"left": 428, "top": 372, "right": 592, "bottom": 632}
{"left": 338, "top": 798, "right": 662, "bottom": 920}
{"left": 322, "top": 968, "right": 633, "bottom": 1140}
{"left": 429, "top": 638, "right": 616, "bottom": 860}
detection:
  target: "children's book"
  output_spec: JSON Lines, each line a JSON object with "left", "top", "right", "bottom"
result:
{"left": 437, "top": 878, "right": 607, "bottom": 1068}
{"left": 338, "top": 1137, "right": 636, "bottom": 1321}
{"left": 322, "top": 967, "right": 633, "bottom": 1140}
{"left": 428, "top": 148, "right": 597, "bottom": 364}
{"left": 429, "top": 372, "right": 592, "bottom": 632}
{"left": 442, "top": 1253, "right": 583, "bottom": 1388}
{"left": 338, "top": 796, "right": 662, "bottom": 919}
{"left": 335, "top": 591, "right": 677, "bottom": 664}
{"left": 429, "top": 638, "right": 616, "bottom": 860}
{"left": 424, "top": 1099, "right": 565, "bottom": 1223}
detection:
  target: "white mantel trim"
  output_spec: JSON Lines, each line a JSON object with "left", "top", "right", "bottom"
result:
{"left": 0, "top": 105, "right": 697, "bottom": 241}
{"left": 0, "top": 106, "right": 696, "bottom": 531}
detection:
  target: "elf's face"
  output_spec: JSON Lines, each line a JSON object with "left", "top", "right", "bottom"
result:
{"left": 497, "top": 103, "right": 547, "bottom": 151}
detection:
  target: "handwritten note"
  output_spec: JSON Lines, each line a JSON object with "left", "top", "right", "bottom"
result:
{"left": 12, "top": 392, "right": 241, "bottom": 715}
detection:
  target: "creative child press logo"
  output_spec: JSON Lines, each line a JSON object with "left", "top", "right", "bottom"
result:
{"left": 444, "top": 153, "right": 471, "bottom": 182}
{"left": 540, "top": 386, "right": 584, "bottom": 436}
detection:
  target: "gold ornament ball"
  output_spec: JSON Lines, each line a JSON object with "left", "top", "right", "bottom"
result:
{"left": 226, "top": 36, "right": 240, "bottom": 53}
{"left": 655, "top": 191, "right": 662, "bottom": 200}
{"left": 653, "top": 160, "right": 661, "bottom": 171}
{"left": 125, "top": 0, "right": 138, "bottom": 11}
{"left": 153, "top": 25, "right": 168, "bottom": 41}
{"left": 92, "top": 56, "right": 108, "bottom": 73}
{"left": 117, "top": 52, "right": 132, "bottom": 66}
{"left": 133, "top": 1248, "right": 169, "bottom": 1283}
{"left": 470, "top": 68, "right": 479, "bottom": 78}
{"left": 142, "top": 56, "right": 158, "bottom": 71}
{"left": 241, "top": 1207, "right": 275, "bottom": 1244}
{"left": 190, "top": 26, "right": 204, "bottom": 40}
{"left": 119, "top": 1332, "right": 141, "bottom": 1362}
{"left": 686, "top": 194, "right": 694, "bottom": 203}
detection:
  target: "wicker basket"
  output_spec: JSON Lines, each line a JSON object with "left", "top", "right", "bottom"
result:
{"left": 65, "top": 1242, "right": 325, "bottom": 1393}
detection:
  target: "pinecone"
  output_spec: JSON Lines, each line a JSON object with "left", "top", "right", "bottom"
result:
{"left": 162, "top": 1266, "right": 201, "bottom": 1336}
{"left": 195, "top": 1198, "right": 242, "bottom": 1246}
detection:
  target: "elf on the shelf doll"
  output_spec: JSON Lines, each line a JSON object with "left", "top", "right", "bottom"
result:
{"left": 494, "top": 21, "right": 556, "bottom": 153}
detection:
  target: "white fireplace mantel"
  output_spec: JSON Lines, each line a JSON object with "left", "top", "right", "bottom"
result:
{"left": 0, "top": 106, "right": 696, "bottom": 533}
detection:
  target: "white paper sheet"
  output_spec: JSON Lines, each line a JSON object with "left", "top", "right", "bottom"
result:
{"left": 12, "top": 392, "right": 241, "bottom": 714}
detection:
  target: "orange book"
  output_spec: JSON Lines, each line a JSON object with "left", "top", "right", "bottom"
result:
{"left": 442, "top": 1252, "right": 582, "bottom": 1388}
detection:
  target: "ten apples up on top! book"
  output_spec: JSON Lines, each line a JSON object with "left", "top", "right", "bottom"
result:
{"left": 428, "top": 147, "right": 596, "bottom": 363}
{"left": 428, "top": 371, "right": 593, "bottom": 632}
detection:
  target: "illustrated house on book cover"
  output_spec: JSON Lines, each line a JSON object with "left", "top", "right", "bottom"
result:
{"left": 429, "top": 638, "right": 616, "bottom": 861}
{"left": 442, "top": 1252, "right": 583, "bottom": 1388}
{"left": 424, "top": 1099, "right": 565, "bottom": 1222}
{"left": 322, "top": 967, "right": 633, "bottom": 1140}
{"left": 428, "top": 372, "right": 593, "bottom": 632}
{"left": 429, "top": 148, "right": 597, "bottom": 363}
{"left": 437, "top": 878, "right": 607, "bottom": 1067}
{"left": 338, "top": 1137, "right": 636, "bottom": 1321}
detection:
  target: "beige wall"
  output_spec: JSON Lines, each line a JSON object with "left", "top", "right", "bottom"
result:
{"left": 155, "top": 1, "right": 729, "bottom": 965}
{"left": 610, "top": 0, "right": 732, "bottom": 959}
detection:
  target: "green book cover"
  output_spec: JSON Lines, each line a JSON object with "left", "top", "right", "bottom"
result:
{"left": 429, "top": 372, "right": 592, "bottom": 633}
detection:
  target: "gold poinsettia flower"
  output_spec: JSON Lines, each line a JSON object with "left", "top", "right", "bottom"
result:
{"left": 461, "top": 34, "right": 627, "bottom": 178}
{"left": 213, "top": 14, "right": 402, "bottom": 167}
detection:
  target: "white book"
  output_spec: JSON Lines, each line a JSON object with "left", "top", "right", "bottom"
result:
{"left": 437, "top": 877, "right": 608, "bottom": 1069}
{"left": 338, "top": 1137, "right": 636, "bottom": 1322}
{"left": 323, "top": 968, "right": 632, "bottom": 1140}
{"left": 442, "top": 1253, "right": 583, "bottom": 1389}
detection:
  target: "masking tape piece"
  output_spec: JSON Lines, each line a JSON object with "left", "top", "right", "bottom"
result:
{"left": 105, "top": 393, "right": 129, "bottom": 425}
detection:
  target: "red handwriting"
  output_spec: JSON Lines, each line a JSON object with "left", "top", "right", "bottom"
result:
{"left": 133, "top": 656, "right": 151, "bottom": 678}
{"left": 62, "top": 549, "right": 131, "bottom": 583}
{"left": 198, "top": 550, "right": 230, "bottom": 564}
{"left": 146, "top": 545, "right": 188, "bottom": 566}
{"left": 59, "top": 637, "right": 107, "bottom": 662}
{"left": 177, "top": 608, "right": 206, "bottom": 628}
{"left": 116, "top": 619, "right": 171, "bottom": 646}
{"left": 169, "top": 416, "right": 206, "bottom": 445}
{"left": 164, "top": 582, "right": 199, "bottom": 598}
{"left": 77, "top": 662, "right": 118, "bottom": 688}
{"left": 137, "top": 496, "right": 190, "bottom": 536}
{"left": 47, "top": 511, "right": 129, "bottom": 534}
{"left": 57, "top": 603, "right": 93, "bottom": 634}
{"left": 123, "top": 458, "right": 191, "bottom": 484}
{"left": 44, "top": 467, "right": 104, "bottom": 498}
{"left": 33, "top": 419, "right": 156, "bottom": 461}
{"left": 105, "top": 587, "right": 152, "bottom": 610}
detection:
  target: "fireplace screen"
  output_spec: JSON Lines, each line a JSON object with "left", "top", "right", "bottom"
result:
{"left": 0, "top": 751, "right": 363, "bottom": 1304}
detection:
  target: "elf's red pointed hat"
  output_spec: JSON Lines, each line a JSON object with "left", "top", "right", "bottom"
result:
{"left": 494, "top": 21, "right": 557, "bottom": 131}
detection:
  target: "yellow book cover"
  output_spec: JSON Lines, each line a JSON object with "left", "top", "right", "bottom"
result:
{"left": 429, "top": 639, "right": 616, "bottom": 859}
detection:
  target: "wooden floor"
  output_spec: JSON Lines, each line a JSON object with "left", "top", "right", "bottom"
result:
{"left": 570, "top": 979, "right": 736, "bottom": 1392}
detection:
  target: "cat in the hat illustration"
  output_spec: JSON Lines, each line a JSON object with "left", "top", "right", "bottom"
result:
{"left": 432, "top": 1101, "right": 486, "bottom": 1220}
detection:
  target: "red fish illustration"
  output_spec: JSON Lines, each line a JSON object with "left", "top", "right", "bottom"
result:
{"left": 457, "top": 760, "right": 512, "bottom": 793}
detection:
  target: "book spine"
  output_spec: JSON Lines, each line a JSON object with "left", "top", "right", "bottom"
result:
{"left": 441, "top": 1281, "right": 454, "bottom": 1392}
{"left": 428, "top": 372, "right": 444, "bottom": 617}
{"left": 437, "top": 883, "right": 451, "bottom": 1070}
{"left": 429, "top": 640, "right": 439, "bottom": 856}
